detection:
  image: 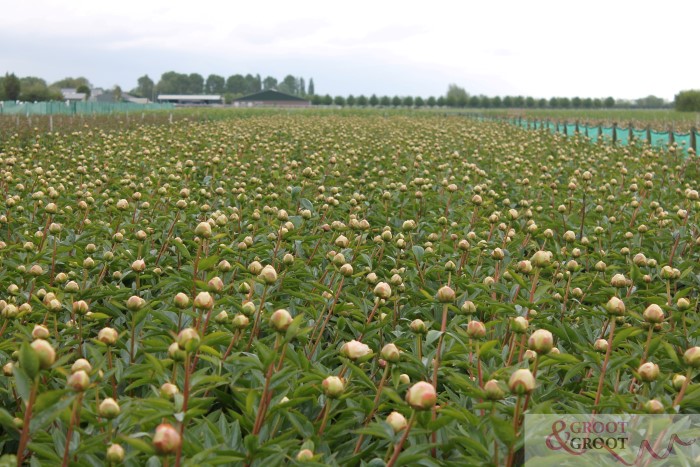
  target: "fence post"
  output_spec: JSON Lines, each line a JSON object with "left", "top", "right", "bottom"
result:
{"left": 628, "top": 122, "right": 633, "bottom": 143}
{"left": 598, "top": 125, "right": 603, "bottom": 140}
{"left": 646, "top": 126, "right": 651, "bottom": 146}
{"left": 575, "top": 120, "right": 579, "bottom": 134}
{"left": 691, "top": 127, "right": 697, "bottom": 155}
{"left": 563, "top": 121, "right": 568, "bottom": 136}
{"left": 612, "top": 123, "right": 617, "bottom": 145}
{"left": 669, "top": 126, "right": 674, "bottom": 147}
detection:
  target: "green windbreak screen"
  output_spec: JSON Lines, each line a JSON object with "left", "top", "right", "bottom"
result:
{"left": 650, "top": 131, "right": 670, "bottom": 147}
{"left": 616, "top": 128, "right": 629, "bottom": 145}
{"left": 675, "top": 133, "right": 691, "bottom": 150}
{"left": 632, "top": 129, "right": 647, "bottom": 141}
{"left": 1, "top": 101, "right": 174, "bottom": 115}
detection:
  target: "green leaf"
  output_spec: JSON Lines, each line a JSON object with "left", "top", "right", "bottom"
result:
{"left": 490, "top": 415, "right": 515, "bottom": 446}
{"left": 19, "top": 342, "right": 40, "bottom": 380}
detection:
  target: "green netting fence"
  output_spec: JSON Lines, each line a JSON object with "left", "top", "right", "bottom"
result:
{"left": 506, "top": 117, "right": 698, "bottom": 154}
{"left": 0, "top": 100, "right": 174, "bottom": 115}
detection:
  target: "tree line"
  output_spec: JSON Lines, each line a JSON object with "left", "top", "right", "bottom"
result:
{"left": 3, "top": 71, "right": 699, "bottom": 111}
{"left": 131, "top": 72, "right": 315, "bottom": 102}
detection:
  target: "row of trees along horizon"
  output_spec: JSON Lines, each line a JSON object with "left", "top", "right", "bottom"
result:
{"left": 2, "top": 72, "right": 700, "bottom": 111}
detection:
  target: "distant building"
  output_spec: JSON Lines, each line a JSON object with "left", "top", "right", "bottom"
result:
{"left": 157, "top": 95, "right": 223, "bottom": 105}
{"left": 233, "top": 90, "right": 310, "bottom": 108}
{"left": 61, "top": 88, "right": 87, "bottom": 102}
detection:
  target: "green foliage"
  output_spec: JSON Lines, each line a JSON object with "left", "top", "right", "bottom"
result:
{"left": 674, "top": 90, "right": 700, "bottom": 112}
{"left": 0, "top": 110, "right": 696, "bottom": 466}
{"left": 3, "top": 72, "right": 20, "bottom": 100}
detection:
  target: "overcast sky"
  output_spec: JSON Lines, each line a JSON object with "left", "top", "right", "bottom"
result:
{"left": 2, "top": 0, "right": 698, "bottom": 100}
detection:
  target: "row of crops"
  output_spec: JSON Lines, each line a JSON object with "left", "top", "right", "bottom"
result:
{"left": 0, "top": 112, "right": 698, "bottom": 465}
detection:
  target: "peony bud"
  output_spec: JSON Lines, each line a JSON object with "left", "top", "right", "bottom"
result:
{"left": 296, "top": 449, "right": 314, "bottom": 462}
{"left": 509, "top": 369, "right": 536, "bottom": 395}
{"left": 610, "top": 274, "right": 627, "bottom": 288}
{"left": 322, "top": 376, "right": 345, "bottom": 398}
{"left": 31, "top": 339, "right": 56, "bottom": 369}
{"left": 410, "top": 319, "right": 427, "bottom": 334}
{"left": 643, "top": 399, "right": 664, "bottom": 414}
{"left": 270, "top": 309, "right": 293, "bottom": 332}
{"left": 380, "top": 343, "right": 400, "bottom": 363}
{"left": 511, "top": 317, "right": 528, "bottom": 334}
{"left": 194, "top": 222, "right": 212, "bottom": 238}
{"left": 605, "top": 296, "right": 625, "bottom": 316}
{"left": 461, "top": 300, "right": 477, "bottom": 315}
{"left": 160, "top": 382, "right": 179, "bottom": 399}
{"left": 208, "top": 276, "right": 224, "bottom": 293}
{"left": 530, "top": 250, "right": 551, "bottom": 268}
{"left": 194, "top": 291, "right": 214, "bottom": 310}
{"left": 341, "top": 340, "right": 372, "bottom": 360}
{"left": 683, "top": 347, "right": 700, "bottom": 368}
{"left": 67, "top": 370, "right": 90, "bottom": 391}
{"left": 642, "top": 304, "right": 664, "bottom": 324}
{"left": 259, "top": 265, "right": 278, "bottom": 284}
{"left": 98, "top": 327, "right": 119, "bottom": 345}
{"left": 99, "top": 397, "right": 121, "bottom": 419}
{"left": 131, "top": 259, "right": 146, "bottom": 273}
{"left": 594, "top": 339, "right": 608, "bottom": 353}
{"left": 71, "top": 358, "right": 92, "bottom": 374}
{"left": 466, "top": 320, "right": 486, "bottom": 339}
{"left": 373, "top": 282, "right": 392, "bottom": 300}
{"left": 32, "top": 324, "right": 50, "bottom": 340}
{"left": 677, "top": 298, "right": 691, "bottom": 311}
{"left": 174, "top": 292, "right": 190, "bottom": 309}
{"left": 232, "top": 313, "right": 250, "bottom": 329}
{"left": 405, "top": 381, "right": 437, "bottom": 410}
{"left": 436, "top": 285, "right": 455, "bottom": 303}
{"left": 673, "top": 374, "right": 687, "bottom": 391}
{"left": 126, "top": 295, "right": 145, "bottom": 311}
{"left": 386, "top": 411, "right": 408, "bottom": 433}
{"left": 484, "top": 379, "right": 505, "bottom": 400}
{"left": 177, "top": 328, "right": 200, "bottom": 351}
{"left": 528, "top": 329, "right": 554, "bottom": 354}
{"left": 106, "top": 443, "right": 125, "bottom": 464}
{"left": 637, "top": 362, "right": 659, "bottom": 382}
{"left": 153, "top": 423, "right": 181, "bottom": 455}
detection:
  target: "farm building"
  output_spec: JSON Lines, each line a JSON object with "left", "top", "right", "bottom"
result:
{"left": 233, "top": 90, "right": 310, "bottom": 108}
{"left": 157, "top": 95, "right": 223, "bottom": 105}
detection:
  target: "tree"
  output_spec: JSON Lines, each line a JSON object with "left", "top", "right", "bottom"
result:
{"left": 513, "top": 96, "right": 525, "bottom": 108}
{"left": 380, "top": 96, "right": 391, "bottom": 106}
{"left": 537, "top": 98, "right": 547, "bottom": 108}
{"left": 636, "top": 95, "right": 665, "bottom": 108}
{"left": 369, "top": 94, "right": 379, "bottom": 106}
{"left": 299, "top": 77, "right": 306, "bottom": 96}
{"left": 593, "top": 98, "right": 603, "bottom": 108}
{"left": 415, "top": 96, "right": 425, "bottom": 107}
{"left": 157, "top": 72, "right": 189, "bottom": 94}
{"left": 51, "top": 77, "right": 91, "bottom": 89}
{"left": 503, "top": 96, "right": 513, "bottom": 108}
{"left": 491, "top": 96, "right": 502, "bottom": 108}
{"left": 205, "top": 74, "right": 225, "bottom": 94}
{"left": 391, "top": 96, "right": 402, "bottom": 107}
{"left": 113, "top": 85, "right": 123, "bottom": 102}
{"left": 243, "top": 74, "right": 259, "bottom": 94}
{"left": 346, "top": 95, "right": 355, "bottom": 106}
{"left": 549, "top": 97, "right": 559, "bottom": 108}
{"left": 136, "top": 75, "right": 155, "bottom": 100}
{"left": 402, "top": 96, "right": 414, "bottom": 107}
{"left": 468, "top": 95, "right": 480, "bottom": 107}
{"left": 559, "top": 97, "right": 571, "bottom": 108}
{"left": 582, "top": 97, "right": 593, "bottom": 109}
{"left": 311, "top": 94, "right": 323, "bottom": 105}
{"left": 571, "top": 96, "right": 582, "bottom": 108}
{"left": 675, "top": 90, "right": 700, "bottom": 111}
{"left": 76, "top": 84, "right": 91, "bottom": 100}
{"left": 436, "top": 96, "right": 446, "bottom": 106}
{"left": 262, "top": 76, "right": 278, "bottom": 90}
{"left": 357, "top": 95, "right": 368, "bottom": 106}
{"left": 604, "top": 97, "right": 615, "bottom": 108}
{"left": 19, "top": 77, "right": 59, "bottom": 101}
{"left": 4, "top": 73, "right": 21, "bottom": 100}
{"left": 308, "top": 78, "right": 315, "bottom": 96}
{"left": 226, "top": 74, "right": 246, "bottom": 95}
{"left": 322, "top": 94, "right": 333, "bottom": 105}
{"left": 480, "top": 95, "right": 491, "bottom": 108}
{"left": 427, "top": 96, "right": 436, "bottom": 107}
{"left": 279, "top": 75, "right": 298, "bottom": 95}
{"left": 525, "top": 96, "right": 535, "bottom": 108}
{"left": 334, "top": 95, "right": 345, "bottom": 106}
{"left": 446, "top": 84, "right": 468, "bottom": 107}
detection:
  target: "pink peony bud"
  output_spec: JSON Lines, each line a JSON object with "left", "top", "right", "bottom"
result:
{"left": 340, "top": 340, "right": 372, "bottom": 360}
{"left": 405, "top": 381, "right": 437, "bottom": 410}
{"left": 508, "top": 369, "right": 536, "bottom": 395}
{"left": 153, "top": 423, "right": 181, "bottom": 455}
